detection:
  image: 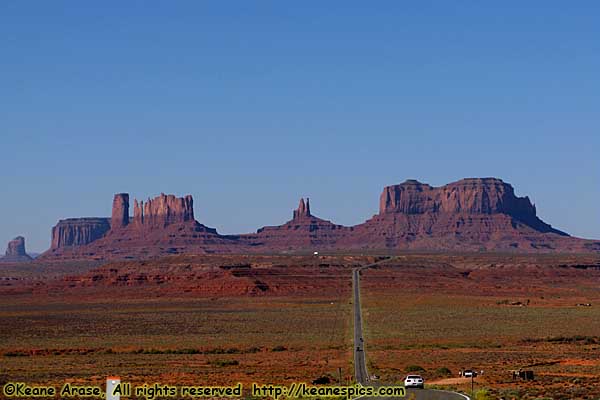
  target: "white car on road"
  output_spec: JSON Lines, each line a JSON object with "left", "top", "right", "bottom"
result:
{"left": 404, "top": 375, "right": 424, "bottom": 389}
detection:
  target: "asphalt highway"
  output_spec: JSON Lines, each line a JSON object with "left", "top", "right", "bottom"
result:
{"left": 352, "top": 262, "right": 469, "bottom": 400}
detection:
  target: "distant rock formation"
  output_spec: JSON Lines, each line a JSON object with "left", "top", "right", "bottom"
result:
{"left": 293, "top": 198, "right": 311, "bottom": 219}
{"left": 50, "top": 218, "right": 111, "bottom": 249}
{"left": 0, "top": 236, "right": 33, "bottom": 263}
{"left": 378, "top": 178, "right": 565, "bottom": 235}
{"left": 133, "top": 193, "right": 194, "bottom": 228}
{"left": 111, "top": 193, "right": 129, "bottom": 229}
{"left": 347, "top": 178, "right": 578, "bottom": 251}
{"left": 37, "top": 179, "right": 600, "bottom": 260}
{"left": 41, "top": 193, "right": 238, "bottom": 260}
{"left": 242, "top": 198, "right": 352, "bottom": 250}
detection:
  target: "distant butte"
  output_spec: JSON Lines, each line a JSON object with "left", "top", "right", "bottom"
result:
{"left": 241, "top": 197, "right": 352, "bottom": 251}
{"left": 0, "top": 236, "right": 33, "bottom": 263}
{"left": 38, "top": 178, "right": 600, "bottom": 261}
{"left": 43, "top": 193, "right": 237, "bottom": 260}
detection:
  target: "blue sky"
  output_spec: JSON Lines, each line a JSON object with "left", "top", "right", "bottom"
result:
{"left": 2, "top": 1, "right": 599, "bottom": 252}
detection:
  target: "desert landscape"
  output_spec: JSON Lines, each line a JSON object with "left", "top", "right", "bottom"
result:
{"left": 2, "top": 178, "right": 600, "bottom": 399}
{"left": 35, "top": 178, "right": 600, "bottom": 261}
{"left": 1, "top": 252, "right": 600, "bottom": 399}
{"left": 4, "top": 3, "right": 599, "bottom": 398}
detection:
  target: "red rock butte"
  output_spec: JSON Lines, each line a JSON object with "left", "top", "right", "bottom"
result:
{"left": 0, "top": 236, "right": 33, "bottom": 263}
{"left": 40, "top": 178, "right": 600, "bottom": 260}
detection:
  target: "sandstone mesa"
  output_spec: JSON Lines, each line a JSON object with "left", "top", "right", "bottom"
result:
{"left": 37, "top": 178, "right": 600, "bottom": 261}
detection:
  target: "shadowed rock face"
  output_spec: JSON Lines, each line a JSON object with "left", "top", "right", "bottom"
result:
{"left": 50, "top": 218, "right": 111, "bottom": 249}
{"left": 111, "top": 193, "right": 129, "bottom": 229}
{"left": 1, "top": 236, "right": 33, "bottom": 262}
{"left": 6, "top": 236, "right": 27, "bottom": 256}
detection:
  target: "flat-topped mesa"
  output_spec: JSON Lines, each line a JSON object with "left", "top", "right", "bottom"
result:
{"left": 380, "top": 178, "right": 529, "bottom": 214}
{"left": 379, "top": 177, "right": 565, "bottom": 235}
{"left": 51, "top": 218, "right": 111, "bottom": 249}
{"left": 292, "top": 198, "right": 311, "bottom": 220}
{"left": 111, "top": 193, "right": 130, "bottom": 229}
{"left": 379, "top": 180, "right": 435, "bottom": 214}
{"left": 133, "top": 193, "right": 195, "bottom": 228}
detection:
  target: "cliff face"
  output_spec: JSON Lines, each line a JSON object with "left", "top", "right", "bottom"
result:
{"left": 378, "top": 178, "right": 565, "bottom": 235}
{"left": 111, "top": 193, "right": 129, "bottom": 229}
{"left": 0, "top": 236, "right": 33, "bottom": 262}
{"left": 380, "top": 178, "right": 534, "bottom": 214}
{"left": 133, "top": 193, "right": 194, "bottom": 228}
{"left": 42, "top": 193, "right": 240, "bottom": 260}
{"left": 6, "top": 236, "right": 27, "bottom": 257}
{"left": 50, "top": 218, "right": 111, "bottom": 249}
{"left": 38, "top": 179, "right": 600, "bottom": 260}
{"left": 343, "top": 178, "right": 578, "bottom": 251}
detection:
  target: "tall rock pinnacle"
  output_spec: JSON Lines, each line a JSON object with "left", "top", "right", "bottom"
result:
{"left": 293, "top": 198, "right": 311, "bottom": 220}
{"left": 111, "top": 193, "right": 130, "bottom": 229}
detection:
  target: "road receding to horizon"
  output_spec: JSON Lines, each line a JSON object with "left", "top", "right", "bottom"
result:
{"left": 352, "top": 263, "right": 469, "bottom": 400}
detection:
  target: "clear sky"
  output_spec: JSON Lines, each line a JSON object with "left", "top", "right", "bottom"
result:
{"left": 2, "top": 1, "right": 599, "bottom": 252}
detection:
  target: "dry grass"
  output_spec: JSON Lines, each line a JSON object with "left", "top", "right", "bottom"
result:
{"left": 3, "top": 253, "right": 600, "bottom": 399}
{"left": 0, "top": 296, "right": 353, "bottom": 387}
{"left": 360, "top": 259, "right": 600, "bottom": 399}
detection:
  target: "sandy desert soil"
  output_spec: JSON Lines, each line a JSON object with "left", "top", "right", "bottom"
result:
{"left": 360, "top": 254, "right": 600, "bottom": 399}
{"left": 1, "top": 253, "right": 600, "bottom": 399}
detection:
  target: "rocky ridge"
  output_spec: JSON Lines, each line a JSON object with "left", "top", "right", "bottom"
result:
{"left": 38, "top": 178, "right": 600, "bottom": 260}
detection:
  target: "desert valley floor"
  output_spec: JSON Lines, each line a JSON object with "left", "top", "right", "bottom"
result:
{"left": 1, "top": 253, "right": 600, "bottom": 399}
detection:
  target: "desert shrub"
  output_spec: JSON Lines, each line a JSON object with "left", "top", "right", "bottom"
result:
{"left": 435, "top": 367, "right": 452, "bottom": 376}
{"left": 498, "top": 388, "right": 521, "bottom": 398}
{"left": 205, "top": 348, "right": 225, "bottom": 354}
{"left": 3, "top": 351, "right": 28, "bottom": 357}
{"left": 475, "top": 388, "right": 490, "bottom": 400}
{"left": 405, "top": 365, "right": 425, "bottom": 373}
{"left": 178, "top": 348, "right": 201, "bottom": 354}
{"left": 143, "top": 348, "right": 163, "bottom": 354}
{"left": 210, "top": 359, "right": 239, "bottom": 367}
{"left": 272, "top": 345, "right": 287, "bottom": 352}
